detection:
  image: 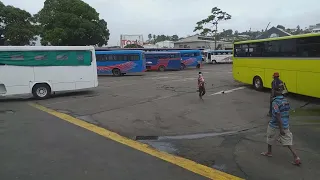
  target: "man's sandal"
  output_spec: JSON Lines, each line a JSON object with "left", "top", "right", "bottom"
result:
{"left": 292, "top": 158, "right": 301, "bottom": 166}
{"left": 260, "top": 152, "right": 273, "bottom": 157}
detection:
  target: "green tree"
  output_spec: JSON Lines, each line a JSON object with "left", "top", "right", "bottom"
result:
{"left": 294, "top": 25, "right": 301, "bottom": 35}
{"left": 124, "top": 44, "right": 143, "bottom": 48}
{"left": 148, "top": 34, "right": 152, "bottom": 42}
{"left": 171, "top": 34, "right": 179, "bottom": 41}
{"left": 0, "top": 2, "right": 38, "bottom": 45}
{"left": 220, "top": 29, "right": 233, "bottom": 40}
{"left": 194, "top": 7, "right": 231, "bottom": 49}
{"left": 36, "top": 0, "right": 110, "bottom": 46}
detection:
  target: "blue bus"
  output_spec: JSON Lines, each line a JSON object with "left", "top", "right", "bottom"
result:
{"left": 172, "top": 50, "right": 202, "bottom": 69}
{"left": 145, "top": 51, "right": 182, "bottom": 71}
{"left": 95, "top": 50, "right": 146, "bottom": 76}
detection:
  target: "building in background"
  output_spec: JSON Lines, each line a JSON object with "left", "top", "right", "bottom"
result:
{"left": 143, "top": 44, "right": 158, "bottom": 48}
{"left": 308, "top": 23, "right": 320, "bottom": 33}
{"left": 173, "top": 35, "right": 232, "bottom": 50}
{"left": 155, "top": 40, "right": 174, "bottom": 48}
{"left": 143, "top": 40, "right": 174, "bottom": 48}
{"left": 255, "top": 27, "right": 292, "bottom": 39}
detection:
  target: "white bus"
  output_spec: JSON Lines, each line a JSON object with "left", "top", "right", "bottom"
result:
{"left": 206, "top": 50, "right": 233, "bottom": 64}
{"left": 0, "top": 46, "right": 98, "bottom": 99}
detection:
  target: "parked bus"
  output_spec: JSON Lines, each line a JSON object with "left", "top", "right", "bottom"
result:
{"left": 173, "top": 50, "right": 202, "bottom": 69}
{"left": 206, "top": 50, "right": 233, "bottom": 64}
{"left": 95, "top": 50, "right": 146, "bottom": 76}
{"left": 95, "top": 47, "right": 205, "bottom": 52}
{"left": 233, "top": 33, "right": 320, "bottom": 98}
{"left": 145, "top": 51, "right": 182, "bottom": 71}
{"left": 0, "top": 46, "right": 98, "bottom": 99}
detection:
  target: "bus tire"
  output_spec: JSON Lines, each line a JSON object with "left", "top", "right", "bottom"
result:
{"left": 212, "top": 60, "right": 217, "bottom": 64}
{"left": 253, "top": 76, "right": 263, "bottom": 91}
{"left": 112, "top": 68, "right": 121, "bottom": 76}
{"left": 32, "top": 83, "right": 51, "bottom": 100}
{"left": 181, "top": 63, "right": 186, "bottom": 70}
{"left": 196, "top": 64, "right": 201, "bottom": 68}
{"left": 158, "top": 65, "right": 165, "bottom": 72}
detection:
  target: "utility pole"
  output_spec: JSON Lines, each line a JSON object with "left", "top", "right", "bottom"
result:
{"left": 265, "top": 22, "right": 271, "bottom": 32}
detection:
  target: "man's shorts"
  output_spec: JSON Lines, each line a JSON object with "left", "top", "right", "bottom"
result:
{"left": 267, "top": 125, "right": 293, "bottom": 146}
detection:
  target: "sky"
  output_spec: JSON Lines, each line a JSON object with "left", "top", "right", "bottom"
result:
{"left": 2, "top": 0, "right": 320, "bottom": 46}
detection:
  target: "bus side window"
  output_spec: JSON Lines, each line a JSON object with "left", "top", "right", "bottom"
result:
{"left": 96, "top": 54, "right": 106, "bottom": 61}
{"left": 122, "top": 55, "right": 128, "bottom": 60}
{"left": 9, "top": 52, "right": 24, "bottom": 60}
{"left": 115, "top": 55, "right": 124, "bottom": 61}
{"left": 182, "top": 53, "right": 189, "bottom": 57}
{"left": 56, "top": 54, "right": 68, "bottom": 60}
{"left": 34, "top": 54, "right": 48, "bottom": 61}
{"left": 105, "top": 55, "right": 113, "bottom": 61}
{"left": 76, "top": 52, "right": 84, "bottom": 64}
{"left": 129, "top": 54, "right": 139, "bottom": 61}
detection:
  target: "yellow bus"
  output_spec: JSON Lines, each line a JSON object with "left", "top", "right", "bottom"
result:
{"left": 232, "top": 33, "right": 320, "bottom": 98}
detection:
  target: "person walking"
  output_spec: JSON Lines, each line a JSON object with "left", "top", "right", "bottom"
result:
{"left": 268, "top": 72, "right": 284, "bottom": 117}
{"left": 198, "top": 72, "right": 206, "bottom": 99}
{"left": 261, "top": 83, "right": 301, "bottom": 165}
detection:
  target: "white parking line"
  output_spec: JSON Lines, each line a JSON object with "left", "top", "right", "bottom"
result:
{"left": 209, "top": 86, "right": 246, "bottom": 96}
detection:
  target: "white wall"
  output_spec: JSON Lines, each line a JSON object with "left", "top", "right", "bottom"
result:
{"left": 155, "top": 41, "right": 174, "bottom": 48}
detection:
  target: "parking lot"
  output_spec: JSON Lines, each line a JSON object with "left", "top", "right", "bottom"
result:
{"left": 1, "top": 64, "right": 320, "bottom": 180}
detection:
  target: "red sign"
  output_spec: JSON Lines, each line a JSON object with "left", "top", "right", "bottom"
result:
{"left": 120, "top": 35, "right": 144, "bottom": 48}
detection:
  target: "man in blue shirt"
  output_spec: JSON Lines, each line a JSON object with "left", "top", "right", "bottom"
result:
{"left": 261, "top": 84, "right": 301, "bottom": 165}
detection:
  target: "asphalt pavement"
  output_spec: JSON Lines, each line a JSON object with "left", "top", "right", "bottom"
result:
{"left": 1, "top": 64, "right": 320, "bottom": 180}
{"left": 0, "top": 102, "right": 208, "bottom": 180}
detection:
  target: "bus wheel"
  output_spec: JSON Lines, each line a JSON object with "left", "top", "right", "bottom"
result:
{"left": 112, "top": 68, "right": 121, "bottom": 76}
{"left": 32, "top": 83, "right": 51, "bottom": 100}
{"left": 181, "top": 63, "right": 186, "bottom": 70}
{"left": 196, "top": 64, "right": 201, "bottom": 68}
{"left": 253, "top": 76, "right": 263, "bottom": 91}
{"left": 212, "top": 60, "right": 217, "bottom": 64}
{"left": 158, "top": 65, "right": 165, "bottom": 72}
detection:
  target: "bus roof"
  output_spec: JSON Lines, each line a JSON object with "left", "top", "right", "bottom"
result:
{"left": 172, "top": 49, "right": 201, "bottom": 53}
{"left": 234, "top": 33, "right": 320, "bottom": 44}
{"left": 0, "top": 46, "right": 95, "bottom": 51}
{"left": 208, "top": 50, "right": 232, "bottom": 52}
{"left": 145, "top": 51, "right": 180, "bottom": 54}
{"left": 95, "top": 50, "right": 144, "bottom": 54}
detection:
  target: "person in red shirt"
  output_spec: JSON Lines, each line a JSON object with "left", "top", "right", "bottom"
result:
{"left": 198, "top": 72, "right": 206, "bottom": 99}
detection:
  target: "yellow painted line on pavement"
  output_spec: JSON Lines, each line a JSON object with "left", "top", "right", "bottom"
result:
{"left": 30, "top": 103, "right": 244, "bottom": 180}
